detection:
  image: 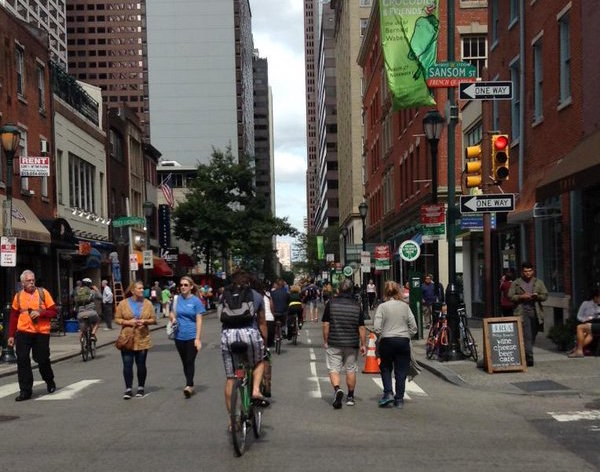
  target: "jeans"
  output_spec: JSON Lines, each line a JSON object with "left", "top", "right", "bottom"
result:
{"left": 15, "top": 332, "right": 54, "bottom": 395}
{"left": 121, "top": 349, "right": 148, "bottom": 390}
{"left": 520, "top": 312, "right": 539, "bottom": 362}
{"left": 102, "top": 303, "right": 113, "bottom": 329}
{"left": 153, "top": 302, "right": 161, "bottom": 316}
{"left": 175, "top": 339, "right": 198, "bottom": 387}
{"left": 378, "top": 337, "right": 411, "bottom": 400}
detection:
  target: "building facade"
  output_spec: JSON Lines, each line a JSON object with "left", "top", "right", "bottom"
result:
{"left": 65, "top": 0, "right": 150, "bottom": 139}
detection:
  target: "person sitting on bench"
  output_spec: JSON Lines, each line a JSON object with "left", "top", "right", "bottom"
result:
{"left": 568, "top": 287, "right": 600, "bottom": 358}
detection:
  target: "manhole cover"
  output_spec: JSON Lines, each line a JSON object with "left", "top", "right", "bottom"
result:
{"left": 0, "top": 415, "right": 19, "bottom": 422}
{"left": 511, "top": 380, "right": 571, "bottom": 392}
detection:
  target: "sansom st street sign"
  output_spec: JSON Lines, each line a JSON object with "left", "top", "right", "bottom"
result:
{"left": 460, "top": 194, "right": 515, "bottom": 214}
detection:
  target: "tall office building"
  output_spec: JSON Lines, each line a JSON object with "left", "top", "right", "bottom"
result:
{"left": 0, "top": 0, "right": 68, "bottom": 68}
{"left": 65, "top": 0, "right": 150, "bottom": 139}
{"left": 146, "top": 0, "right": 254, "bottom": 165}
{"left": 314, "top": 4, "right": 338, "bottom": 233}
{"left": 304, "top": 0, "right": 319, "bottom": 234}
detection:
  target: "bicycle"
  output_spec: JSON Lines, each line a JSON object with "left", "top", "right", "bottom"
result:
{"left": 229, "top": 341, "right": 263, "bottom": 457}
{"left": 80, "top": 314, "right": 96, "bottom": 362}
{"left": 288, "top": 312, "right": 299, "bottom": 346}
{"left": 457, "top": 305, "right": 478, "bottom": 361}
{"left": 425, "top": 310, "right": 450, "bottom": 361}
{"left": 274, "top": 314, "right": 284, "bottom": 355}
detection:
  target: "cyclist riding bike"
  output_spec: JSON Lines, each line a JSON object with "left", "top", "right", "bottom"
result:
{"left": 287, "top": 284, "right": 304, "bottom": 336}
{"left": 75, "top": 278, "right": 101, "bottom": 344}
{"left": 270, "top": 278, "right": 290, "bottom": 338}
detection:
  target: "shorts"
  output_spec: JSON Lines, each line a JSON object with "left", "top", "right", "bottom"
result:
{"left": 326, "top": 346, "right": 359, "bottom": 374}
{"left": 77, "top": 310, "right": 99, "bottom": 328}
{"left": 221, "top": 328, "right": 265, "bottom": 378}
{"left": 307, "top": 299, "right": 317, "bottom": 310}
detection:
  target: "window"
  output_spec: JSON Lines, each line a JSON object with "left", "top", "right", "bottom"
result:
{"left": 109, "top": 129, "right": 124, "bottom": 162}
{"left": 466, "top": 122, "right": 483, "bottom": 147}
{"left": 461, "top": 35, "right": 487, "bottom": 78}
{"left": 18, "top": 131, "right": 28, "bottom": 191}
{"left": 536, "top": 196, "right": 564, "bottom": 292}
{"left": 510, "top": 58, "right": 520, "bottom": 140}
{"left": 37, "top": 65, "right": 46, "bottom": 111}
{"left": 360, "top": 0, "right": 372, "bottom": 6}
{"left": 69, "top": 153, "right": 96, "bottom": 212}
{"left": 16, "top": 46, "right": 25, "bottom": 96}
{"left": 509, "top": 0, "right": 519, "bottom": 25}
{"left": 360, "top": 18, "right": 369, "bottom": 37}
{"left": 533, "top": 37, "right": 543, "bottom": 121}
{"left": 491, "top": 0, "right": 499, "bottom": 44}
{"left": 558, "top": 10, "right": 571, "bottom": 103}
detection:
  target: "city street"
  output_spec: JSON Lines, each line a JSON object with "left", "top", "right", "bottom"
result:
{"left": 0, "top": 311, "right": 598, "bottom": 471}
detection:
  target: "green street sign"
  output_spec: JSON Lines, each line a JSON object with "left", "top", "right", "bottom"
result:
{"left": 399, "top": 240, "right": 421, "bottom": 262}
{"left": 343, "top": 266, "right": 354, "bottom": 277}
{"left": 112, "top": 216, "right": 146, "bottom": 227}
{"left": 426, "top": 61, "right": 477, "bottom": 88}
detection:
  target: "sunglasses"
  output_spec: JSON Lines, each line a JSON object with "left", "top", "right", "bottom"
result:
{"left": 180, "top": 283, "right": 190, "bottom": 287}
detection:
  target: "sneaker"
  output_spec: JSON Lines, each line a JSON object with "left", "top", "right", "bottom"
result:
{"left": 46, "top": 381, "right": 56, "bottom": 394}
{"left": 378, "top": 394, "right": 394, "bottom": 408}
{"left": 91, "top": 334, "right": 97, "bottom": 342}
{"left": 135, "top": 388, "right": 145, "bottom": 398}
{"left": 332, "top": 389, "right": 344, "bottom": 409}
{"left": 394, "top": 399, "right": 404, "bottom": 409}
{"left": 346, "top": 396, "right": 355, "bottom": 406}
{"left": 123, "top": 389, "right": 132, "bottom": 400}
{"left": 183, "top": 386, "right": 193, "bottom": 398}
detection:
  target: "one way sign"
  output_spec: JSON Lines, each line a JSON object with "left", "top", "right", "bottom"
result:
{"left": 459, "top": 81, "right": 513, "bottom": 100}
{"left": 460, "top": 194, "right": 515, "bottom": 214}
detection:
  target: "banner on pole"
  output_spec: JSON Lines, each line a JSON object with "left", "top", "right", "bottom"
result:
{"left": 379, "top": 0, "right": 439, "bottom": 110}
{"left": 316, "top": 235, "right": 324, "bottom": 260}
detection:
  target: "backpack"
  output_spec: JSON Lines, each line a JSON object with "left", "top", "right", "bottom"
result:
{"left": 16, "top": 287, "right": 45, "bottom": 312}
{"left": 75, "top": 286, "right": 94, "bottom": 306}
{"left": 304, "top": 285, "right": 317, "bottom": 301}
{"left": 218, "top": 285, "right": 255, "bottom": 328}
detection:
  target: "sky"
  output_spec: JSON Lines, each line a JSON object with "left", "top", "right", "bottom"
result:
{"left": 251, "top": 0, "right": 307, "bottom": 241}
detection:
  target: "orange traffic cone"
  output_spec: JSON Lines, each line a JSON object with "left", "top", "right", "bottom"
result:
{"left": 362, "top": 332, "right": 380, "bottom": 374}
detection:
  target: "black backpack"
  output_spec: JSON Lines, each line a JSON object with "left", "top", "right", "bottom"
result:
{"left": 218, "top": 284, "right": 255, "bottom": 328}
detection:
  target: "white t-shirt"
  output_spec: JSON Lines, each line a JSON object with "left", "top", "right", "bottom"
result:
{"left": 367, "top": 283, "right": 376, "bottom": 294}
{"left": 577, "top": 300, "right": 600, "bottom": 322}
{"left": 264, "top": 293, "right": 274, "bottom": 322}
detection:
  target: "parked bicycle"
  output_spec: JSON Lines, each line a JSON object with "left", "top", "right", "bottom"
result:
{"left": 229, "top": 341, "right": 263, "bottom": 457}
{"left": 457, "top": 305, "right": 478, "bottom": 361}
{"left": 425, "top": 308, "right": 450, "bottom": 361}
{"left": 80, "top": 313, "right": 96, "bottom": 362}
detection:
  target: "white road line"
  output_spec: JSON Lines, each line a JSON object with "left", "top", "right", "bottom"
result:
{"left": 0, "top": 381, "right": 43, "bottom": 399}
{"left": 548, "top": 410, "right": 600, "bottom": 422}
{"left": 309, "top": 361, "right": 322, "bottom": 399}
{"left": 36, "top": 379, "right": 102, "bottom": 400}
{"left": 309, "top": 347, "right": 316, "bottom": 361}
{"left": 371, "top": 377, "right": 428, "bottom": 400}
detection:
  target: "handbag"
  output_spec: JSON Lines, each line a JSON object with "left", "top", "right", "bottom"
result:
{"left": 115, "top": 326, "right": 135, "bottom": 351}
{"left": 166, "top": 320, "right": 178, "bottom": 340}
{"left": 407, "top": 340, "right": 421, "bottom": 381}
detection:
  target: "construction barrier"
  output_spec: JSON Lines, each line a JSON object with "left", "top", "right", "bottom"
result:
{"left": 363, "top": 332, "right": 380, "bottom": 374}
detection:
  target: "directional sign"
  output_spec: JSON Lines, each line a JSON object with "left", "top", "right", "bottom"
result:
{"left": 459, "top": 81, "right": 513, "bottom": 100}
{"left": 460, "top": 194, "right": 515, "bottom": 214}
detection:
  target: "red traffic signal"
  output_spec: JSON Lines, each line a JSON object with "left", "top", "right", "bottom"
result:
{"left": 491, "top": 134, "right": 509, "bottom": 183}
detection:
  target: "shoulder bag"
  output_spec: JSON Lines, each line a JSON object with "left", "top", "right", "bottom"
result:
{"left": 115, "top": 326, "right": 135, "bottom": 351}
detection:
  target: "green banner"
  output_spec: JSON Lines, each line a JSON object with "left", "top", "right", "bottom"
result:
{"left": 379, "top": 0, "right": 439, "bottom": 110}
{"left": 316, "top": 235, "right": 324, "bottom": 260}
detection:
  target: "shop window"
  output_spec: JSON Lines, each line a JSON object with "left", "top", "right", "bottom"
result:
{"left": 536, "top": 196, "right": 564, "bottom": 292}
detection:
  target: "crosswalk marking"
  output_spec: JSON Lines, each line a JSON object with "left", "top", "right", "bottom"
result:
{"left": 548, "top": 410, "right": 600, "bottom": 422}
{"left": 0, "top": 381, "right": 44, "bottom": 399}
{"left": 36, "top": 379, "right": 102, "bottom": 400}
{"left": 372, "top": 378, "right": 428, "bottom": 399}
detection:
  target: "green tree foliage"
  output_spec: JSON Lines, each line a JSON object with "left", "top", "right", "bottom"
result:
{"left": 293, "top": 226, "right": 341, "bottom": 278}
{"left": 172, "top": 147, "right": 297, "bottom": 276}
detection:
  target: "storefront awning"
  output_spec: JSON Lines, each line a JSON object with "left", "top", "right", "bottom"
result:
{"left": 178, "top": 252, "right": 195, "bottom": 267}
{"left": 0, "top": 195, "right": 51, "bottom": 243}
{"left": 537, "top": 130, "right": 600, "bottom": 200}
{"left": 152, "top": 257, "right": 173, "bottom": 277}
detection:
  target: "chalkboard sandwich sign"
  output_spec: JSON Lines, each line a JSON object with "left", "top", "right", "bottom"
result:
{"left": 483, "top": 316, "right": 527, "bottom": 374}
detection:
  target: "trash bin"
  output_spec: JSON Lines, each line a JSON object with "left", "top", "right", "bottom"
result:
{"left": 64, "top": 319, "right": 79, "bottom": 333}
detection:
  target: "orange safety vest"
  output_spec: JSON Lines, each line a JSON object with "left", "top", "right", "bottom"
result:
{"left": 13, "top": 288, "right": 54, "bottom": 335}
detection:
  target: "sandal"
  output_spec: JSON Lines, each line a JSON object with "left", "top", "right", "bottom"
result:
{"left": 567, "top": 352, "right": 584, "bottom": 358}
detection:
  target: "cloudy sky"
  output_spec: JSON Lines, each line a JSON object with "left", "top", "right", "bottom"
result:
{"left": 251, "top": 0, "right": 307, "bottom": 238}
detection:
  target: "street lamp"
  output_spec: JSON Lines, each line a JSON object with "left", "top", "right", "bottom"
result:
{"left": 0, "top": 124, "right": 21, "bottom": 364}
{"left": 358, "top": 201, "right": 368, "bottom": 317}
{"left": 341, "top": 226, "right": 348, "bottom": 265}
{"left": 142, "top": 201, "right": 154, "bottom": 285}
{"left": 423, "top": 109, "right": 444, "bottom": 299}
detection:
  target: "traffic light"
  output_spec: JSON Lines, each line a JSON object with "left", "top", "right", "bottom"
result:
{"left": 464, "top": 144, "right": 483, "bottom": 188}
{"left": 491, "top": 134, "right": 509, "bottom": 183}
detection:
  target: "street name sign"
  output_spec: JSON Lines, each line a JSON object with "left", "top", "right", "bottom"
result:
{"left": 426, "top": 61, "right": 477, "bottom": 88}
{"left": 460, "top": 194, "right": 515, "bottom": 214}
{"left": 113, "top": 216, "right": 146, "bottom": 227}
{"left": 459, "top": 81, "right": 513, "bottom": 100}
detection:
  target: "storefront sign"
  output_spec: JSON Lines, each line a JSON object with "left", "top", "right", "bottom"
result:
{"left": 129, "top": 253, "right": 139, "bottom": 272}
{"left": 1, "top": 236, "right": 17, "bottom": 267}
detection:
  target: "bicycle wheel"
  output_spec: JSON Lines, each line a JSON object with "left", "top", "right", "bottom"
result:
{"left": 90, "top": 337, "right": 97, "bottom": 359}
{"left": 425, "top": 325, "right": 438, "bottom": 360}
{"left": 252, "top": 404, "right": 262, "bottom": 438}
{"left": 230, "top": 379, "right": 247, "bottom": 456}
{"left": 461, "top": 327, "right": 478, "bottom": 362}
{"left": 81, "top": 336, "right": 89, "bottom": 362}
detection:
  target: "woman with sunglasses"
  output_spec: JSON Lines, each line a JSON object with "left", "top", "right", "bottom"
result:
{"left": 115, "top": 280, "right": 157, "bottom": 399}
{"left": 170, "top": 276, "right": 206, "bottom": 398}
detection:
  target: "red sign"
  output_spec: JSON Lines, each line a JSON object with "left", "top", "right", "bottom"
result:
{"left": 374, "top": 245, "right": 390, "bottom": 259}
{"left": 420, "top": 204, "right": 446, "bottom": 224}
{"left": 426, "top": 77, "right": 477, "bottom": 88}
{"left": 78, "top": 241, "right": 91, "bottom": 255}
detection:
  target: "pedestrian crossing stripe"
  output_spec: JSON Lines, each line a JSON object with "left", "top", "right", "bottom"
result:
{"left": 372, "top": 378, "right": 428, "bottom": 400}
{"left": 548, "top": 410, "right": 600, "bottom": 422}
{"left": 0, "top": 380, "right": 102, "bottom": 400}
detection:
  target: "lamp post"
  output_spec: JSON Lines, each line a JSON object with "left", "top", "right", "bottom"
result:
{"left": 341, "top": 226, "right": 348, "bottom": 265}
{"left": 0, "top": 124, "right": 21, "bottom": 364}
{"left": 358, "top": 202, "right": 368, "bottom": 318}
{"left": 142, "top": 201, "right": 154, "bottom": 285}
{"left": 422, "top": 109, "right": 445, "bottom": 295}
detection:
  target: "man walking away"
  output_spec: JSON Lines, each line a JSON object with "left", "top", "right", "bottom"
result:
{"left": 322, "top": 278, "right": 367, "bottom": 409}
{"left": 7, "top": 270, "right": 58, "bottom": 401}
{"left": 101, "top": 280, "right": 114, "bottom": 330}
{"left": 508, "top": 262, "right": 548, "bottom": 367}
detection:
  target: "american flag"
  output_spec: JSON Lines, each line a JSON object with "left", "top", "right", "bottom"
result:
{"left": 159, "top": 174, "right": 175, "bottom": 208}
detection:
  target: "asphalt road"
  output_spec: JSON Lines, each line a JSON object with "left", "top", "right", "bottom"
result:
{"left": 0, "top": 313, "right": 597, "bottom": 471}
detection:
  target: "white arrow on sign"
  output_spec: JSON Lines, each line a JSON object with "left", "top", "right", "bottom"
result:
{"left": 463, "top": 196, "right": 479, "bottom": 212}
{"left": 459, "top": 81, "right": 513, "bottom": 100}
